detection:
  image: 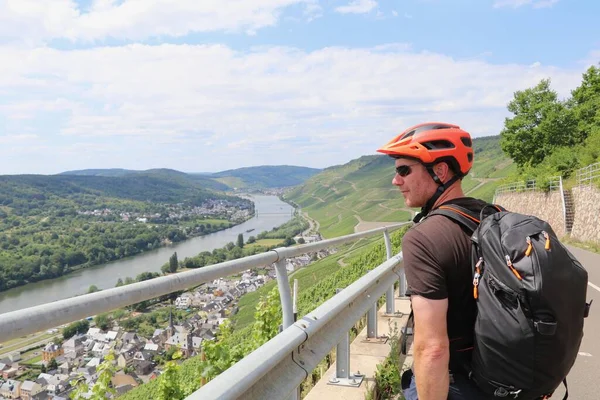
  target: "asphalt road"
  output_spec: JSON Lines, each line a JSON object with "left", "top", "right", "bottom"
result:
{"left": 554, "top": 245, "right": 600, "bottom": 399}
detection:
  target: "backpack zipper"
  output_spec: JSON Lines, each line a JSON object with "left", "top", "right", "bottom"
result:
{"left": 525, "top": 236, "right": 532, "bottom": 257}
{"left": 542, "top": 231, "right": 551, "bottom": 250}
{"left": 505, "top": 255, "right": 522, "bottom": 280}
{"left": 473, "top": 257, "right": 483, "bottom": 299}
{"left": 525, "top": 231, "right": 550, "bottom": 257}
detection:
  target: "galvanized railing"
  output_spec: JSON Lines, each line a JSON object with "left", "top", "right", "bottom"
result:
{"left": 576, "top": 161, "right": 600, "bottom": 186}
{"left": 187, "top": 245, "right": 405, "bottom": 400}
{"left": 494, "top": 179, "right": 538, "bottom": 196}
{"left": 494, "top": 176, "right": 561, "bottom": 198}
{"left": 0, "top": 222, "right": 409, "bottom": 345}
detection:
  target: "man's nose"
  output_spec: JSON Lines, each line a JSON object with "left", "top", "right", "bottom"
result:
{"left": 392, "top": 174, "right": 403, "bottom": 186}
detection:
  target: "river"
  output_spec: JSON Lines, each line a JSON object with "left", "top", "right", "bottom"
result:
{"left": 0, "top": 195, "right": 294, "bottom": 314}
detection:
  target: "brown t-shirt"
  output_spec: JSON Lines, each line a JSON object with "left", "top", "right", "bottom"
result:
{"left": 403, "top": 197, "right": 488, "bottom": 368}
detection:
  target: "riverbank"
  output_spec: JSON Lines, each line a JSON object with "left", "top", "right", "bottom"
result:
{"left": 0, "top": 195, "right": 293, "bottom": 314}
{"left": 0, "top": 214, "right": 253, "bottom": 295}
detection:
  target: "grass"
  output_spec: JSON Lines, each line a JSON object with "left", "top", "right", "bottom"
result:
{"left": 22, "top": 355, "right": 42, "bottom": 365}
{"left": 233, "top": 281, "right": 278, "bottom": 329}
{"left": 561, "top": 236, "right": 600, "bottom": 254}
{"left": 470, "top": 181, "right": 500, "bottom": 203}
{"left": 200, "top": 218, "right": 230, "bottom": 225}
{"left": 246, "top": 239, "right": 284, "bottom": 248}
{"left": 0, "top": 333, "right": 55, "bottom": 358}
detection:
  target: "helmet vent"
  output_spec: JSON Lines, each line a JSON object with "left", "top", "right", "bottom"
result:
{"left": 467, "top": 152, "right": 473, "bottom": 162}
{"left": 423, "top": 140, "right": 455, "bottom": 150}
{"left": 461, "top": 137, "right": 472, "bottom": 147}
{"left": 400, "top": 130, "right": 417, "bottom": 140}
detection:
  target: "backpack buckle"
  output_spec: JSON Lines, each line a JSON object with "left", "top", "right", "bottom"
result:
{"left": 584, "top": 299, "right": 593, "bottom": 318}
{"left": 493, "top": 387, "right": 522, "bottom": 398}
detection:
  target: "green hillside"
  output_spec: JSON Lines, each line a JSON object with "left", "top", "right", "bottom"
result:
{"left": 208, "top": 165, "right": 321, "bottom": 189}
{"left": 285, "top": 135, "right": 513, "bottom": 238}
{"left": 0, "top": 173, "right": 230, "bottom": 211}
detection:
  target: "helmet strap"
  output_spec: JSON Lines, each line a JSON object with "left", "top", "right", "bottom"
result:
{"left": 413, "top": 167, "right": 461, "bottom": 223}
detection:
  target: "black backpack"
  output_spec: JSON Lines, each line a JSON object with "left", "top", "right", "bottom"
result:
{"left": 426, "top": 203, "right": 592, "bottom": 399}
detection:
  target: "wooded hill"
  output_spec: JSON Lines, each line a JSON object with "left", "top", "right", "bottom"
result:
{"left": 61, "top": 165, "right": 322, "bottom": 190}
{"left": 284, "top": 135, "right": 514, "bottom": 238}
{"left": 208, "top": 165, "right": 321, "bottom": 189}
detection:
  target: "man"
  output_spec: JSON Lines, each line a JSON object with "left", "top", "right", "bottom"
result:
{"left": 377, "top": 122, "right": 491, "bottom": 399}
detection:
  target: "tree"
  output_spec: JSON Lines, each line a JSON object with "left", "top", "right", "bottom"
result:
{"left": 297, "top": 237, "right": 305, "bottom": 244}
{"left": 88, "top": 285, "right": 100, "bottom": 293}
{"left": 63, "top": 319, "right": 90, "bottom": 339}
{"left": 48, "top": 357, "right": 58, "bottom": 370}
{"left": 169, "top": 252, "right": 178, "bottom": 273}
{"left": 94, "top": 313, "right": 112, "bottom": 331}
{"left": 237, "top": 233, "right": 244, "bottom": 248}
{"left": 570, "top": 64, "right": 600, "bottom": 140}
{"left": 161, "top": 262, "right": 171, "bottom": 274}
{"left": 570, "top": 64, "right": 600, "bottom": 164}
{"left": 500, "top": 79, "right": 578, "bottom": 168}
{"left": 247, "top": 236, "right": 256, "bottom": 244}
{"left": 115, "top": 278, "right": 124, "bottom": 287}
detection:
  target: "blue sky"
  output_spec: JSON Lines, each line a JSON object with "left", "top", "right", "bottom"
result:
{"left": 0, "top": 0, "right": 598, "bottom": 174}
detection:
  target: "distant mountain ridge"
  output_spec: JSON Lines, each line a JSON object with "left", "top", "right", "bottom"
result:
{"left": 209, "top": 165, "right": 321, "bottom": 189}
{"left": 59, "top": 165, "right": 321, "bottom": 190}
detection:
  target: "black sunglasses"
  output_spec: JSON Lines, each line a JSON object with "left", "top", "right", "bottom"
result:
{"left": 395, "top": 163, "right": 420, "bottom": 177}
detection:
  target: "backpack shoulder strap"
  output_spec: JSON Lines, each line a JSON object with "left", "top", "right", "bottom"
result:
{"left": 428, "top": 204, "right": 481, "bottom": 235}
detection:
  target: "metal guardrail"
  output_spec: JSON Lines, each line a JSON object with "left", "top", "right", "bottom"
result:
{"left": 187, "top": 252, "right": 404, "bottom": 400}
{"left": 576, "top": 161, "right": 600, "bottom": 186}
{"left": 494, "top": 179, "right": 538, "bottom": 196}
{"left": 494, "top": 176, "right": 561, "bottom": 198}
{"left": 0, "top": 222, "right": 409, "bottom": 344}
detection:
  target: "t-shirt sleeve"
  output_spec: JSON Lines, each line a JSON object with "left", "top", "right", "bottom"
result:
{"left": 402, "top": 228, "right": 448, "bottom": 300}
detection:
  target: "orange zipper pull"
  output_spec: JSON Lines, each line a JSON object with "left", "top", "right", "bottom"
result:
{"left": 542, "top": 231, "right": 551, "bottom": 250}
{"left": 525, "top": 237, "right": 532, "bottom": 257}
{"left": 473, "top": 258, "right": 482, "bottom": 299}
{"left": 505, "top": 255, "right": 522, "bottom": 280}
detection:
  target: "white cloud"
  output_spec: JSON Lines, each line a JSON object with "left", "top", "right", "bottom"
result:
{"left": 392, "top": 10, "right": 398, "bottom": 17}
{"left": 0, "top": 0, "right": 311, "bottom": 43}
{"left": 0, "top": 134, "right": 40, "bottom": 144}
{"left": 335, "top": 0, "right": 377, "bottom": 14}
{"left": 0, "top": 43, "right": 588, "bottom": 174}
{"left": 493, "top": 0, "right": 559, "bottom": 9}
{"left": 579, "top": 50, "right": 600, "bottom": 67}
{"left": 304, "top": 1, "right": 323, "bottom": 21}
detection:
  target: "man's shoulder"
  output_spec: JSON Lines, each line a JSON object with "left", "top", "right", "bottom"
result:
{"left": 440, "top": 196, "right": 489, "bottom": 212}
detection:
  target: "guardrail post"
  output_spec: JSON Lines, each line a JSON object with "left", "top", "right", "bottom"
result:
{"left": 399, "top": 268, "right": 408, "bottom": 298}
{"left": 328, "top": 288, "right": 364, "bottom": 387}
{"left": 367, "top": 301, "right": 378, "bottom": 339}
{"left": 383, "top": 230, "right": 395, "bottom": 315}
{"left": 293, "top": 279, "right": 298, "bottom": 322}
{"left": 274, "top": 257, "right": 295, "bottom": 329}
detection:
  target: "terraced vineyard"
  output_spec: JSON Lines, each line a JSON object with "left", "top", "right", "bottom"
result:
{"left": 285, "top": 135, "right": 514, "bottom": 238}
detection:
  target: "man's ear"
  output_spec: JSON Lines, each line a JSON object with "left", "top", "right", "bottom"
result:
{"left": 433, "top": 162, "right": 448, "bottom": 179}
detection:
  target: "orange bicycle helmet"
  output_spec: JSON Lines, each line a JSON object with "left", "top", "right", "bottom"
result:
{"left": 377, "top": 122, "right": 474, "bottom": 176}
